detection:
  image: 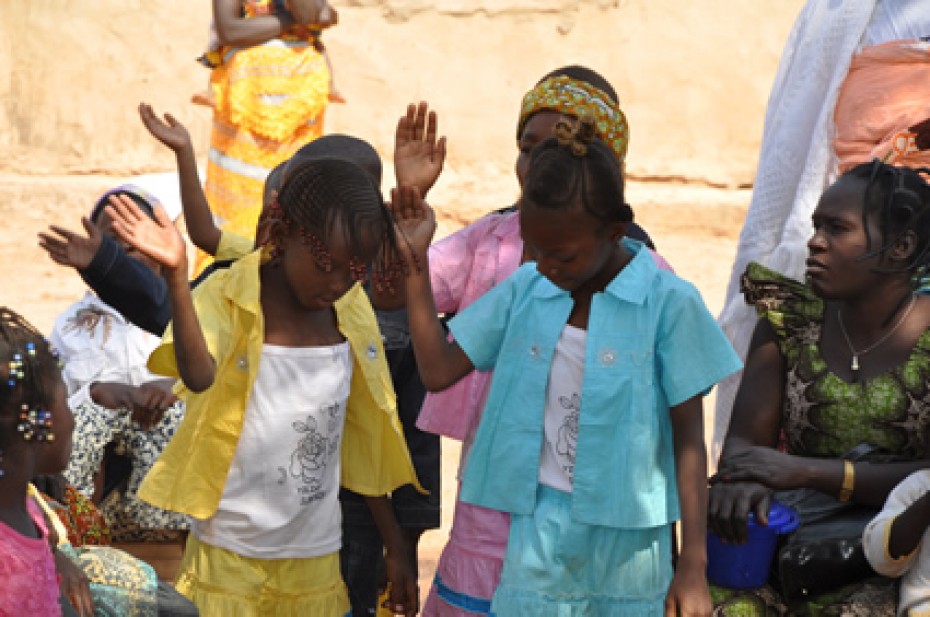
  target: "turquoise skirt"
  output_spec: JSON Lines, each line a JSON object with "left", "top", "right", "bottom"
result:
{"left": 491, "top": 484, "right": 672, "bottom": 616}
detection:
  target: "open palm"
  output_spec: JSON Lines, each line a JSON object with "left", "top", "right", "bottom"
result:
{"left": 394, "top": 101, "right": 446, "bottom": 199}
{"left": 389, "top": 185, "right": 435, "bottom": 258}
{"left": 139, "top": 103, "right": 192, "bottom": 153}
{"left": 105, "top": 194, "right": 187, "bottom": 272}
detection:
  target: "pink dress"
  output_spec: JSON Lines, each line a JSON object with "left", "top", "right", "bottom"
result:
{"left": 0, "top": 497, "right": 61, "bottom": 617}
{"left": 418, "top": 209, "right": 674, "bottom": 615}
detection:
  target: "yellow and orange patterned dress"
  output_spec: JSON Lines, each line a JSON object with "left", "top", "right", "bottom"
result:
{"left": 205, "top": 0, "right": 329, "bottom": 242}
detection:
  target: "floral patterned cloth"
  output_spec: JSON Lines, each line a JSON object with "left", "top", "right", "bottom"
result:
{"left": 742, "top": 261, "right": 930, "bottom": 459}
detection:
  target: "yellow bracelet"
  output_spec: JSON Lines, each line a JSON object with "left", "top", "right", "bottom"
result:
{"left": 839, "top": 460, "right": 855, "bottom": 502}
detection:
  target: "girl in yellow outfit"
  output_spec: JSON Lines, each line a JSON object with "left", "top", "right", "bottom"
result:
{"left": 205, "top": 0, "right": 332, "bottom": 244}
{"left": 104, "top": 159, "right": 423, "bottom": 616}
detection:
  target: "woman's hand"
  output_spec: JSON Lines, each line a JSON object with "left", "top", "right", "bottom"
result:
{"left": 38, "top": 218, "right": 103, "bottom": 270}
{"left": 105, "top": 194, "right": 187, "bottom": 276}
{"left": 55, "top": 549, "right": 95, "bottom": 617}
{"left": 665, "top": 555, "right": 712, "bottom": 617}
{"left": 139, "top": 103, "right": 193, "bottom": 154}
{"left": 389, "top": 185, "right": 436, "bottom": 261}
{"left": 394, "top": 101, "right": 446, "bottom": 200}
{"left": 707, "top": 480, "right": 773, "bottom": 544}
{"left": 712, "top": 446, "right": 805, "bottom": 490}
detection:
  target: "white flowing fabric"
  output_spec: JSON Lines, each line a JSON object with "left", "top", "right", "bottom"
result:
{"left": 711, "top": 1, "right": 879, "bottom": 463}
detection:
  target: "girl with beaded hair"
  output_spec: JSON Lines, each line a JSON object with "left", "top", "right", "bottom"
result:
{"left": 0, "top": 307, "right": 75, "bottom": 615}
{"left": 393, "top": 115, "right": 740, "bottom": 614}
{"left": 104, "top": 158, "right": 423, "bottom": 615}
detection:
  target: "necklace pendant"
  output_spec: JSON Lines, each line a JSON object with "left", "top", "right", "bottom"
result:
{"left": 851, "top": 355, "right": 859, "bottom": 372}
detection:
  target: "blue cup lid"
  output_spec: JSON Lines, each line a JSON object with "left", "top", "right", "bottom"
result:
{"left": 748, "top": 500, "right": 799, "bottom": 534}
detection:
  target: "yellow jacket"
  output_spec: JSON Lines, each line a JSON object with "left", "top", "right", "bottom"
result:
{"left": 138, "top": 248, "right": 423, "bottom": 520}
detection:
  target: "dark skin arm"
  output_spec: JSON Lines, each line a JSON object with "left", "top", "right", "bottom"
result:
{"left": 364, "top": 496, "right": 418, "bottom": 617}
{"left": 388, "top": 186, "right": 474, "bottom": 391}
{"left": 213, "top": 0, "right": 293, "bottom": 47}
{"left": 105, "top": 195, "right": 216, "bottom": 392}
{"left": 138, "top": 103, "right": 221, "bottom": 256}
{"left": 888, "top": 489, "right": 930, "bottom": 559}
{"left": 665, "top": 396, "right": 713, "bottom": 617}
{"left": 710, "top": 318, "right": 930, "bottom": 543}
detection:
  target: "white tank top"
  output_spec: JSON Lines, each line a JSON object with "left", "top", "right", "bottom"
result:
{"left": 192, "top": 341, "right": 352, "bottom": 559}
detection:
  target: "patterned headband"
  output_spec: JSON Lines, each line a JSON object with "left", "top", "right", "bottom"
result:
{"left": 517, "top": 76, "right": 629, "bottom": 164}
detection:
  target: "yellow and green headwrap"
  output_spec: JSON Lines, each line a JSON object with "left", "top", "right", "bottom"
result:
{"left": 517, "top": 76, "right": 629, "bottom": 164}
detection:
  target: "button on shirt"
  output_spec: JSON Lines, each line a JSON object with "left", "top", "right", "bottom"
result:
{"left": 452, "top": 240, "right": 742, "bottom": 529}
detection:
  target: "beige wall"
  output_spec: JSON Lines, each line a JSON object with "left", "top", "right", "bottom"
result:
{"left": 0, "top": 1, "right": 804, "bottom": 186}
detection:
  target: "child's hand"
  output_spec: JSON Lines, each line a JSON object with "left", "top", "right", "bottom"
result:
{"left": 389, "top": 185, "right": 436, "bottom": 260}
{"left": 381, "top": 545, "right": 419, "bottom": 617}
{"left": 139, "top": 103, "right": 193, "bottom": 154}
{"left": 665, "top": 558, "right": 713, "bottom": 617}
{"left": 38, "top": 218, "right": 103, "bottom": 270}
{"left": 54, "top": 549, "right": 95, "bottom": 617}
{"left": 105, "top": 194, "right": 187, "bottom": 276}
{"left": 394, "top": 101, "right": 446, "bottom": 200}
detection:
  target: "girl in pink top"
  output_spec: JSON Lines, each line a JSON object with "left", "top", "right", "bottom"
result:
{"left": 411, "top": 65, "right": 673, "bottom": 616}
{"left": 0, "top": 308, "right": 75, "bottom": 617}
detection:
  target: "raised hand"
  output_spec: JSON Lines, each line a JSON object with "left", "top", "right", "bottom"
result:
{"left": 394, "top": 101, "right": 446, "bottom": 200}
{"left": 38, "top": 217, "right": 104, "bottom": 270}
{"left": 105, "top": 194, "right": 187, "bottom": 274}
{"left": 139, "top": 103, "right": 193, "bottom": 153}
{"left": 389, "top": 185, "right": 436, "bottom": 259}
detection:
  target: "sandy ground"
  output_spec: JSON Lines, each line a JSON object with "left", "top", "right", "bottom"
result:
{"left": 0, "top": 171, "right": 746, "bottom": 601}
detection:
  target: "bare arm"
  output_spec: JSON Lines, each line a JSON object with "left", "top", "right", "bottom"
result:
{"left": 139, "top": 103, "right": 221, "bottom": 255}
{"left": 105, "top": 195, "right": 216, "bottom": 392}
{"left": 213, "top": 0, "right": 293, "bottom": 47}
{"left": 390, "top": 186, "right": 473, "bottom": 390}
{"left": 664, "top": 395, "right": 712, "bottom": 617}
{"left": 363, "top": 496, "right": 418, "bottom": 617}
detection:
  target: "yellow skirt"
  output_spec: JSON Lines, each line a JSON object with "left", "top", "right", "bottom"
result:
{"left": 175, "top": 534, "right": 350, "bottom": 617}
{"left": 205, "top": 39, "right": 329, "bottom": 242}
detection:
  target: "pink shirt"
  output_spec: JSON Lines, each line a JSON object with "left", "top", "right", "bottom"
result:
{"left": 417, "top": 209, "right": 674, "bottom": 453}
{"left": 0, "top": 497, "right": 61, "bottom": 617}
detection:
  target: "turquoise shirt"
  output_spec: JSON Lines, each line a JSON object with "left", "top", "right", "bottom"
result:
{"left": 453, "top": 240, "right": 742, "bottom": 529}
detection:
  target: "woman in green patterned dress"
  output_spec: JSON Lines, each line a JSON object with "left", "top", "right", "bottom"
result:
{"left": 709, "top": 160, "right": 930, "bottom": 615}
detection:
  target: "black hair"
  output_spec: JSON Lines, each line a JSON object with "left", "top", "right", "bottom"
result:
{"left": 844, "top": 160, "right": 930, "bottom": 277}
{"left": 272, "top": 157, "right": 397, "bottom": 280}
{"left": 285, "top": 134, "right": 383, "bottom": 185}
{"left": 90, "top": 190, "right": 157, "bottom": 224}
{"left": 0, "top": 308, "right": 58, "bottom": 447}
{"left": 521, "top": 116, "right": 632, "bottom": 227}
{"left": 535, "top": 65, "right": 619, "bottom": 103}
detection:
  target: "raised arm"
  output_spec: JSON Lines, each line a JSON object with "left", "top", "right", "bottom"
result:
{"left": 105, "top": 195, "right": 216, "bottom": 392}
{"left": 393, "top": 101, "right": 446, "bottom": 202}
{"left": 213, "top": 0, "right": 293, "bottom": 47}
{"left": 139, "top": 103, "right": 221, "bottom": 256}
{"left": 390, "top": 186, "right": 473, "bottom": 390}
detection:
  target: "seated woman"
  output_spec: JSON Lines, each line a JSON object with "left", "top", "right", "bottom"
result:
{"left": 39, "top": 186, "right": 189, "bottom": 542}
{"left": 709, "top": 161, "right": 930, "bottom": 615}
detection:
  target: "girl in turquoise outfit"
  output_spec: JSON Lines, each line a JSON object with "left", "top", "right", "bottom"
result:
{"left": 393, "top": 116, "right": 741, "bottom": 615}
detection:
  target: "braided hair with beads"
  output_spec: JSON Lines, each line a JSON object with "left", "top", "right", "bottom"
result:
{"left": 266, "top": 156, "right": 404, "bottom": 292}
{"left": 0, "top": 308, "right": 59, "bottom": 476}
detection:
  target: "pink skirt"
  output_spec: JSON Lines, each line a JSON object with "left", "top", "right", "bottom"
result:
{"left": 421, "top": 486, "right": 510, "bottom": 616}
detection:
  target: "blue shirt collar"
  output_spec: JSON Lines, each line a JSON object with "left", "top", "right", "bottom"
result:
{"left": 532, "top": 237, "right": 658, "bottom": 304}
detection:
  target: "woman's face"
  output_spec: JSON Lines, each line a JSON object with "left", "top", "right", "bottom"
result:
{"left": 806, "top": 175, "right": 883, "bottom": 299}
{"left": 516, "top": 110, "right": 570, "bottom": 189}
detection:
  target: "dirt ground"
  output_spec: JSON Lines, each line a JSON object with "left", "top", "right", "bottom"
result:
{"left": 0, "top": 170, "right": 747, "bottom": 600}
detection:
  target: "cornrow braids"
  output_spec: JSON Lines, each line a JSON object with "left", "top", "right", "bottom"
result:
{"left": 0, "top": 308, "right": 58, "bottom": 448}
{"left": 521, "top": 115, "right": 633, "bottom": 226}
{"left": 272, "top": 157, "right": 400, "bottom": 286}
{"left": 846, "top": 160, "right": 930, "bottom": 279}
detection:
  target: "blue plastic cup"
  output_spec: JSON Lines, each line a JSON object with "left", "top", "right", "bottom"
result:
{"left": 706, "top": 500, "right": 800, "bottom": 589}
